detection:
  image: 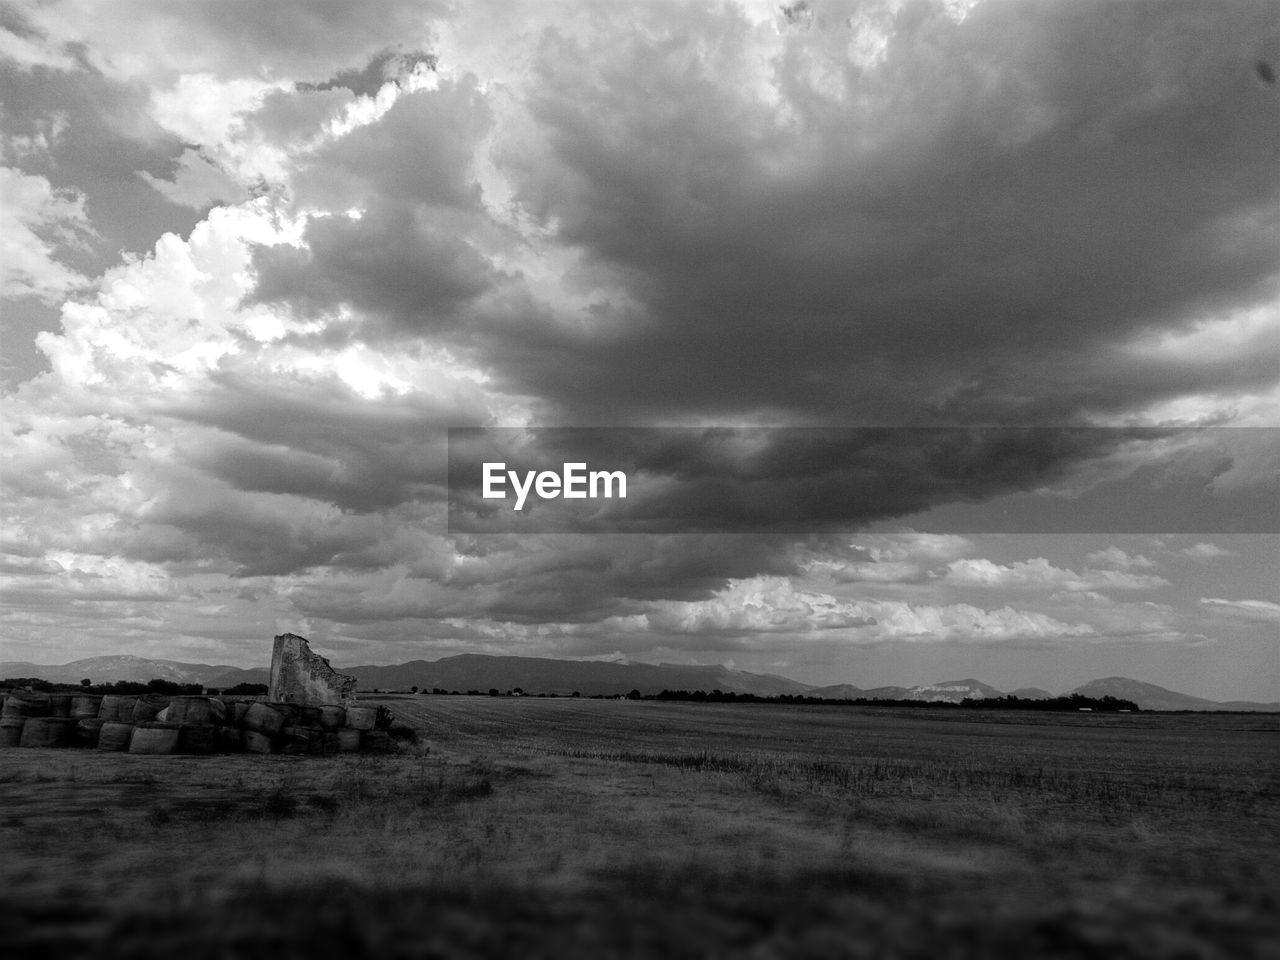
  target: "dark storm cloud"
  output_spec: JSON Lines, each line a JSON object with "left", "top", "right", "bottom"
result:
{"left": 235, "top": 2, "right": 1280, "bottom": 435}
{"left": 0, "top": 57, "right": 200, "bottom": 269}
{"left": 250, "top": 86, "right": 355, "bottom": 143}
{"left": 249, "top": 78, "right": 503, "bottom": 331}
{"left": 297, "top": 49, "right": 438, "bottom": 98}
{"left": 251, "top": 203, "right": 498, "bottom": 328}
{"left": 289, "top": 532, "right": 810, "bottom": 625}
{"left": 474, "top": 0, "right": 1278, "bottom": 426}
{"left": 141, "top": 494, "right": 412, "bottom": 577}
{"left": 290, "top": 78, "right": 492, "bottom": 210}
{"left": 163, "top": 367, "right": 473, "bottom": 513}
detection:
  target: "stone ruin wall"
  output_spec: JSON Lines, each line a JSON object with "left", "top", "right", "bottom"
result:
{"left": 269, "top": 632, "right": 357, "bottom": 705}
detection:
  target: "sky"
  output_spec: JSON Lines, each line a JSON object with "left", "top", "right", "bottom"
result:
{"left": 1, "top": 0, "right": 1277, "bottom": 701}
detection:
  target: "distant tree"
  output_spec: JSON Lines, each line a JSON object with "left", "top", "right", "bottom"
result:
{"left": 224, "top": 682, "right": 269, "bottom": 696}
{"left": 571, "top": 691, "right": 580, "bottom": 698}
{"left": 626, "top": 689, "right": 641, "bottom": 700}
{"left": 3, "top": 677, "right": 54, "bottom": 692}
{"left": 80, "top": 678, "right": 92, "bottom": 688}
{"left": 488, "top": 688, "right": 499, "bottom": 697}
{"left": 145, "top": 678, "right": 201, "bottom": 695}
{"left": 411, "top": 685, "right": 418, "bottom": 694}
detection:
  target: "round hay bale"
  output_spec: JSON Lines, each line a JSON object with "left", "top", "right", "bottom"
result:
{"left": 219, "top": 726, "right": 242, "bottom": 751}
{"left": 70, "top": 694, "right": 102, "bottom": 719}
{"left": 0, "top": 717, "right": 26, "bottom": 748}
{"left": 49, "top": 694, "right": 73, "bottom": 718}
{"left": 130, "top": 721, "right": 180, "bottom": 755}
{"left": 97, "top": 695, "right": 126, "bottom": 721}
{"left": 268, "top": 702, "right": 302, "bottom": 725}
{"left": 336, "top": 728, "right": 362, "bottom": 752}
{"left": 279, "top": 725, "right": 312, "bottom": 755}
{"left": 318, "top": 704, "right": 346, "bottom": 729}
{"left": 19, "top": 716, "right": 75, "bottom": 748}
{"left": 97, "top": 721, "right": 133, "bottom": 751}
{"left": 360, "top": 730, "right": 393, "bottom": 753}
{"left": 345, "top": 706, "right": 377, "bottom": 731}
{"left": 241, "top": 729, "right": 275, "bottom": 754}
{"left": 166, "top": 696, "right": 214, "bottom": 725}
{"left": 177, "top": 724, "right": 219, "bottom": 755}
{"left": 207, "top": 698, "right": 228, "bottom": 724}
{"left": 311, "top": 732, "right": 340, "bottom": 756}
{"left": 231, "top": 701, "right": 251, "bottom": 726}
{"left": 299, "top": 706, "right": 323, "bottom": 727}
{"left": 117, "top": 696, "right": 138, "bottom": 720}
{"left": 75, "top": 717, "right": 107, "bottom": 747}
{"left": 243, "top": 702, "right": 285, "bottom": 736}
{"left": 130, "top": 693, "right": 170, "bottom": 723}
{"left": 3, "top": 691, "right": 51, "bottom": 719}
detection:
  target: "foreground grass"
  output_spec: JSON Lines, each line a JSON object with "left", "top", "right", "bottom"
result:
{"left": 0, "top": 700, "right": 1276, "bottom": 958}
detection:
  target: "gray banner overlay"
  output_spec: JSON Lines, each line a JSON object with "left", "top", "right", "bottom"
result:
{"left": 447, "top": 427, "right": 1279, "bottom": 534}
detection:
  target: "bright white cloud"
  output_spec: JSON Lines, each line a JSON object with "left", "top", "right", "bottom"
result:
{"left": 850, "top": 599, "right": 1095, "bottom": 644}
{"left": 623, "top": 575, "right": 1095, "bottom": 645}
{"left": 138, "top": 148, "right": 249, "bottom": 209}
{"left": 1085, "top": 546, "right": 1156, "bottom": 570}
{"left": 944, "top": 557, "right": 1168, "bottom": 592}
{"left": 1200, "top": 597, "right": 1280, "bottom": 622}
{"left": 0, "top": 166, "right": 93, "bottom": 301}
{"left": 1181, "top": 542, "right": 1235, "bottom": 559}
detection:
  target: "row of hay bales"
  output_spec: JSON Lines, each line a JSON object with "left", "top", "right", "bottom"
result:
{"left": 0, "top": 690, "right": 393, "bottom": 756}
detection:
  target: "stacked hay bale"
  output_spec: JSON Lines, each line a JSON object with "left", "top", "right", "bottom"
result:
{"left": 2, "top": 691, "right": 52, "bottom": 747}
{"left": 0, "top": 689, "right": 396, "bottom": 756}
{"left": 233, "top": 700, "right": 392, "bottom": 755}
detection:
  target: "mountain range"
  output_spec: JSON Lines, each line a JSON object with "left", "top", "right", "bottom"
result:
{"left": 1, "top": 654, "right": 1275, "bottom": 711}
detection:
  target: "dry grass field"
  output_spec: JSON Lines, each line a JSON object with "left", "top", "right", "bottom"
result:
{"left": 1, "top": 698, "right": 1277, "bottom": 958}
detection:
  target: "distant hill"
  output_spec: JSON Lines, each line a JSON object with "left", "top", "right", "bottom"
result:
{"left": 806, "top": 683, "right": 868, "bottom": 699}
{"left": 1068, "top": 677, "right": 1280, "bottom": 712}
{"left": 809, "top": 679, "right": 1017, "bottom": 704}
{"left": 344, "top": 654, "right": 812, "bottom": 698}
{"left": 208, "top": 666, "right": 271, "bottom": 687}
{"left": 0, "top": 655, "right": 257, "bottom": 687}
{"left": 805, "top": 683, "right": 917, "bottom": 701}
{"left": 1008, "top": 687, "right": 1054, "bottom": 700}
{"left": 905, "top": 678, "right": 1004, "bottom": 702}
{"left": 4, "top": 654, "right": 1275, "bottom": 710}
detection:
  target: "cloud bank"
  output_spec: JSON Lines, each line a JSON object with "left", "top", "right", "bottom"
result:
{"left": 1, "top": 0, "right": 1276, "bottom": 698}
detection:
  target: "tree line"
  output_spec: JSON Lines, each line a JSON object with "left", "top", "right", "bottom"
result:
{"left": 645, "top": 690, "right": 1140, "bottom": 711}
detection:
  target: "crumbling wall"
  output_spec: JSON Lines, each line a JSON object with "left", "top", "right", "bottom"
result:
{"left": 268, "top": 633, "right": 357, "bottom": 705}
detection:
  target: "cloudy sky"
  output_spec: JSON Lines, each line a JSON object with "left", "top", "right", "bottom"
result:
{"left": 1, "top": 0, "right": 1277, "bottom": 700}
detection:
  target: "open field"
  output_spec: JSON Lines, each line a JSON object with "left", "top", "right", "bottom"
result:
{"left": 2, "top": 699, "right": 1277, "bottom": 958}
